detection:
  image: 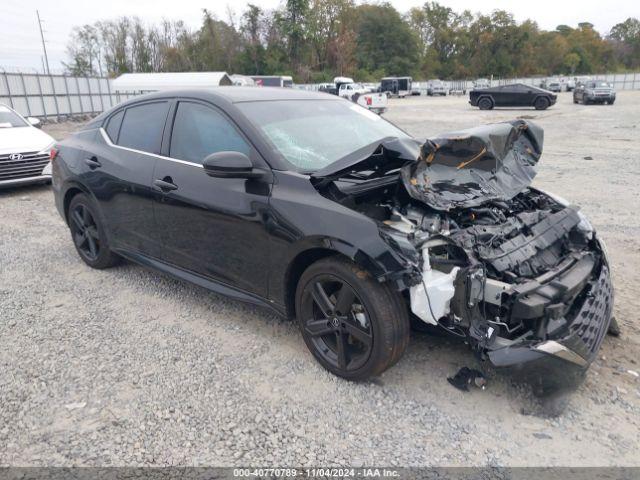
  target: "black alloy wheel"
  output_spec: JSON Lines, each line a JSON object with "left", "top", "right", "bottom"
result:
{"left": 478, "top": 97, "right": 493, "bottom": 110}
{"left": 534, "top": 96, "right": 550, "bottom": 110}
{"left": 70, "top": 203, "right": 100, "bottom": 262}
{"left": 303, "top": 276, "right": 372, "bottom": 372}
{"left": 296, "top": 257, "right": 410, "bottom": 380}
{"left": 68, "top": 194, "right": 118, "bottom": 269}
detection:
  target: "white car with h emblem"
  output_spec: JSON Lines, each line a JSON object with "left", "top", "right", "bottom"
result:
{"left": 0, "top": 103, "right": 55, "bottom": 189}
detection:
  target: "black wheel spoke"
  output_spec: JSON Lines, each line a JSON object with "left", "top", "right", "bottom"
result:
{"left": 72, "top": 204, "right": 99, "bottom": 260}
{"left": 86, "top": 235, "right": 98, "bottom": 257}
{"left": 74, "top": 231, "right": 86, "bottom": 247}
{"left": 86, "top": 226, "right": 99, "bottom": 240}
{"left": 336, "top": 332, "right": 349, "bottom": 369}
{"left": 81, "top": 205, "right": 90, "bottom": 224}
{"left": 334, "top": 284, "right": 356, "bottom": 315}
{"left": 71, "top": 210, "right": 84, "bottom": 231}
{"left": 342, "top": 319, "right": 372, "bottom": 346}
{"left": 305, "top": 318, "right": 334, "bottom": 337}
{"left": 312, "top": 282, "right": 334, "bottom": 317}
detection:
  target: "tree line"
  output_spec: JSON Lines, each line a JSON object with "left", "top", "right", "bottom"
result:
{"left": 64, "top": 1, "right": 640, "bottom": 82}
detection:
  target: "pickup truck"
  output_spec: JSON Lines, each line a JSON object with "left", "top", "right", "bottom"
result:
{"left": 336, "top": 79, "right": 387, "bottom": 114}
{"left": 427, "top": 80, "right": 447, "bottom": 96}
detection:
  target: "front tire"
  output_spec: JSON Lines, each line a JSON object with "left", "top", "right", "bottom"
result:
{"left": 295, "top": 257, "right": 409, "bottom": 380}
{"left": 68, "top": 193, "right": 118, "bottom": 269}
{"left": 534, "top": 96, "right": 550, "bottom": 110}
{"left": 478, "top": 97, "right": 493, "bottom": 110}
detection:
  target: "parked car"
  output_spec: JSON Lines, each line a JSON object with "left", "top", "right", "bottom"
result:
{"left": 470, "top": 83, "right": 557, "bottom": 110}
{"left": 543, "top": 78, "right": 562, "bottom": 92}
{"left": 426, "top": 80, "right": 447, "bottom": 96}
{"left": 565, "top": 78, "right": 576, "bottom": 92}
{"left": 318, "top": 83, "right": 337, "bottom": 95}
{"left": 573, "top": 80, "right": 616, "bottom": 105}
{"left": 0, "top": 103, "right": 55, "bottom": 189}
{"left": 52, "top": 88, "right": 613, "bottom": 391}
{"left": 335, "top": 78, "right": 387, "bottom": 114}
{"left": 473, "top": 78, "right": 490, "bottom": 89}
{"left": 337, "top": 81, "right": 368, "bottom": 100}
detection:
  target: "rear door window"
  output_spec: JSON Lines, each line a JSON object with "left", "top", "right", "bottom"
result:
{"left": 169, "top": 101, "right": 251, "bottom": 164}
{"left": 117, "top": 102, "right": 169, "bottom": 154}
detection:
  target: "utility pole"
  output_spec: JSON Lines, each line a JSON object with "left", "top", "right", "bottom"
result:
{"left": 36, "top": 10, "right": 50, "bottom": 75}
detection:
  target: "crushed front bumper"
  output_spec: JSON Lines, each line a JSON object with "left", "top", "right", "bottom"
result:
{"left": 487, "top": 260, "right": 613, "bottom": 391}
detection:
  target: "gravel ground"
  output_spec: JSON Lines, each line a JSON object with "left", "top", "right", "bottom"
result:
{"left": 1, "top": 92, "right": 639, "bottom": 467}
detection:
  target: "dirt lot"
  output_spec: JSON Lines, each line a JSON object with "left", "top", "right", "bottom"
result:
{"left": 1, "top": 91, "right": 639, "bottom": 467}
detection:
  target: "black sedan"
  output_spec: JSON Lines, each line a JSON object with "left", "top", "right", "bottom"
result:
{"left": 470, "top": 83, "right": 557, "bottom": 110}
{"left": 52, "top": 88, "right": 613, "bottom": 391}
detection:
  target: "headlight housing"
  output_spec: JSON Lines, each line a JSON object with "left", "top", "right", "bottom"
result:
{"left": 538, "top": 189, "right": 594, "bottom": 239}
{"left": 37, "top": 141, "right": 55, "bottom": 156}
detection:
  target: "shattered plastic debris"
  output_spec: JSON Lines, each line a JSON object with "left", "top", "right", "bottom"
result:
{"left": 607, "top": 316, "right": 621, "bottom": 337}
{"left": 447, "top": 367, "right": 487, "bottom": 391}
{"left": 64, "top": 401, "right": 87, "bottom": 410}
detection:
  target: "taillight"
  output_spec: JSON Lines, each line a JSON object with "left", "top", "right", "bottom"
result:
{"left": 366, "top": 97, "right": 372, "bottom": 106}
{"left": 50, "top": 148, "right": 58, "bottom": 161}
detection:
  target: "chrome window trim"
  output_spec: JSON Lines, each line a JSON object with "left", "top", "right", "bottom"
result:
{"left": 98, "top": 128, "right": 203, "bottom": 169}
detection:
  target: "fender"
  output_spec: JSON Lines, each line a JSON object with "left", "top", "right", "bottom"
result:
{"left": 56, "top": 178, "right": 115, "bottom": 245}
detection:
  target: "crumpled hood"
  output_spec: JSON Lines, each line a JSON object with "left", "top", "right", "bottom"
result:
{"left": 401, "top": 119, "right": 544, "bottom": 211}
{"left": 310, "top": 136, "right": 421, "bottom": 185}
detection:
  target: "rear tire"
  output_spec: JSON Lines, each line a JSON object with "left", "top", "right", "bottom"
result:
{"left": 478, "top": 97, "right": 493, "bottom": 110}
{"left": 534, "top": 96, "right": 550, "bottom": 110}
{"left": 68, "top": 193, "right": 119, "bottom": 269}
{"left": 295, "top": 257, "right": 410, "bottom": 380}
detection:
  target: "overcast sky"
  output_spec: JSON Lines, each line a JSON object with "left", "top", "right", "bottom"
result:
{"left": 1, "top": 0, "right": 636, "bottom": 73}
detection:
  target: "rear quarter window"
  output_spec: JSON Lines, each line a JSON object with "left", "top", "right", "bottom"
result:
{"left": 117, "top": 102, "right": 169, "bottom": 154}
{"left": 105, "top": 110, "right": 124, "bottom": 142}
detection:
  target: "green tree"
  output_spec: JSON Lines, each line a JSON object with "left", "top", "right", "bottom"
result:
{"left": 563, "top": 52, "right": 580, "bottom": 73}
{"left": 240, "top": 4, "right": 265, "bottom": 74}
{"left": 63, "top": 25, "right": 101, "bottom": 76}
{"left": 64, "top": 3, "right": 636, "bottom": 81}
{"left": 609, "top": 17, "right": 640, "bottom": 68}
{"left": 353, "top": 3, "right": 419, "bottom": 76}
{"left": 280, "top": 0, "right": 310, "bottom": 72}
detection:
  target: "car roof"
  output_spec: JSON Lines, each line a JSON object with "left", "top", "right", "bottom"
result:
{"left": 150, "top": 87, "right": 334, "bottom": 103}
{"left": 86, "top": 87, "right": 341, "bottom": 132}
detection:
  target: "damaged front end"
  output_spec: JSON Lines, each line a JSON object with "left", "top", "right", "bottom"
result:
{"left": 312, "top": 120, "right": 614, "bottom": 391}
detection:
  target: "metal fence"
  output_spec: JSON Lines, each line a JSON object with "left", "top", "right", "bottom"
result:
{"left": 0, "top": 71, "right": 138, "bottom": 120}
{"left": 3, "top": 70, "right": 639, "bottom": 120}
{"left": 298, "top": 72, "right": 640, "bottom": 94}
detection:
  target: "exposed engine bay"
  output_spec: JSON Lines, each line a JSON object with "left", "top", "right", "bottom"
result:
{"left": 312, "top": 120, "right": 613, "bottom": 385}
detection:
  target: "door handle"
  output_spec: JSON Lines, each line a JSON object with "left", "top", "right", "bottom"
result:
{"left": 85, "top": 157, "right": 101, "bottom": 169}
{"left": 153, "top": 178, "right": 178, "bottom": 192}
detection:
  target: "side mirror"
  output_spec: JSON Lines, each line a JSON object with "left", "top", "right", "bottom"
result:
{"left": 202, "top": 151, "right": 264, "bottom": 179}
{"left": 27, "top": 117, "right": 41, "bottom": 128}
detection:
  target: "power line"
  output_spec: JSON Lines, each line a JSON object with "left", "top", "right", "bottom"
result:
{"left": 36, "top": 9, "right": 50, "bottom": 75}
